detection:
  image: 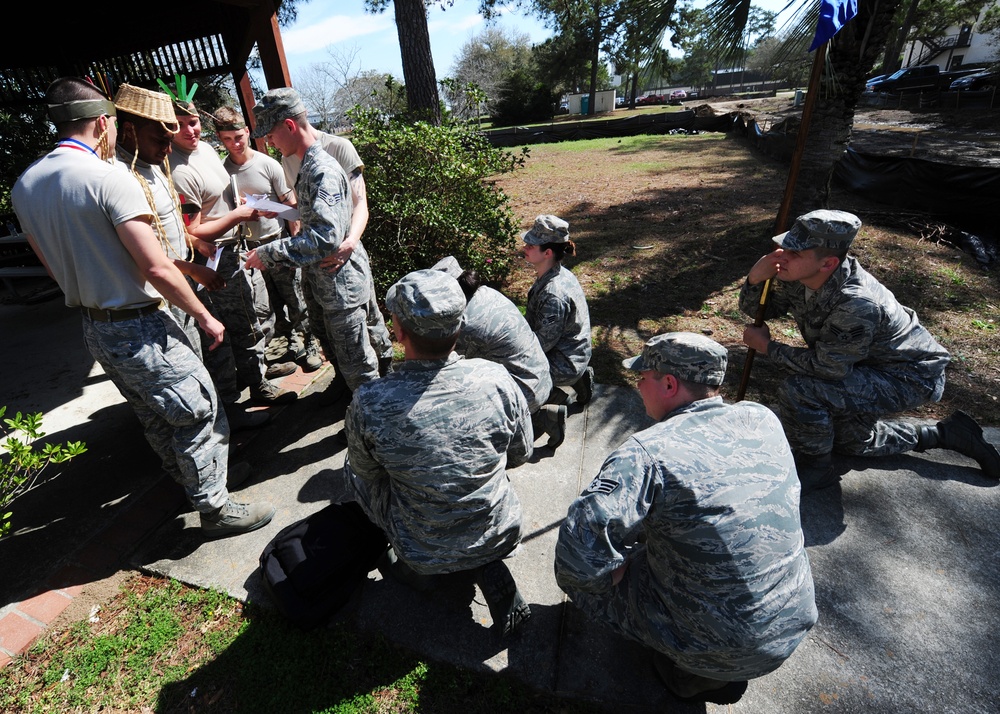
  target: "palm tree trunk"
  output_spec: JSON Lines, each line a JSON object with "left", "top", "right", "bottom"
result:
{"left": 394, "top": 0, "right": 441, "bottom": 125}
{"left": 792, "top": 0, "right": 903, "bottom": 214}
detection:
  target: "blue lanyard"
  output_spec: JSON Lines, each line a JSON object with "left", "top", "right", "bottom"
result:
{"left": 57, "top": 138, "right": 99, "bottom": 157}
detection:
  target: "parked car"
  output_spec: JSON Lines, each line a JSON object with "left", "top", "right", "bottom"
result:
{"left": 864, "top": 74, "right": 887, "bottom": 91}
{"left": 557, "top": 101, "right": 569, "bottom": 114}
{"left": 615, "top": 96, "right": 626, "bottom": 107}
{"left": 669, "top": 89, "right": 687, "bottom": 100}
{"left": 949, "top": 68, "right": 999, "bottom": 91}
{"left": 867, "top": 64, "right": 984, "bottom": 93}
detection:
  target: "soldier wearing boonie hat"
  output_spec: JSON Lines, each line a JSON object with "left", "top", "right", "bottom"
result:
{"left": 622, "top": 332, "right": 728, "bottom": 386}
{"left": 555, "top": 330, "right": 816, "bottom": 704}
{"left": 343, "top": 268, "right": 535, "bottom": 636}
{"left": 385, "top": 269, "right": 467, "bottom": 339}
{"left": 741, "top": 208, "right": 997, "bottom": 494}
{"left": 522, "top": 213, "right": 594, "bottom": 406}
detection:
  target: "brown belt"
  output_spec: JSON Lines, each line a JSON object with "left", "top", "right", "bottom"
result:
{"left": 82, "top": 300, "right": 162, "bottom": 322}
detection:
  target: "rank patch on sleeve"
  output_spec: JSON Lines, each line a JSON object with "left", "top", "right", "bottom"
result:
{"left": 317, "top": 188, "right": 343, "bottom": 206}
{"left": 586, "top": 477, "right": 620, "bottom": 495}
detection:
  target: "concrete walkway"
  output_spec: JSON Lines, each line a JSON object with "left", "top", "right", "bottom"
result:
{"left": 2, "top": 298, "right": 999, "bottom": 712}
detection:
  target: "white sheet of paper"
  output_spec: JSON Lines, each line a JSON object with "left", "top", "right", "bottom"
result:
{"left": 245, "top": 193, "right": 299, "bottom": 220}
{"left": 197, "top": 245, "right": 225, "bottom": 291}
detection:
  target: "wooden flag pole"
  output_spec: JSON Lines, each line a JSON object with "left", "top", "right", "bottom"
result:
{"left": 736, "top": 40, "right": 828, "bottom": 402}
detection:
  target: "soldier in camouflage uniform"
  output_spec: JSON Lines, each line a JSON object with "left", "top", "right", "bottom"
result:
{"left": 246, "top": 88, "right": 387, "bottom": 394}
{"left": 432, "top": 256, "right": 566, "bottom": 449}
{"left": 12, "top": 77, "right": 274, "bottom": 538}
{"left": 555, "top": 332, "right": 817, "bottom": 705}
{"left": 740, "top": 209, "right": 1000, "bottom": 491}
{"left": 344, "top": 269, "right": 534, "bottom": 635}
{"left": 523, "top": 215, "right": 594, "bottom": 406}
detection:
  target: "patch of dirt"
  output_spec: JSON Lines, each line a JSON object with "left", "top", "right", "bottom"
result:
{"left": 496, "top": 119, "right": 1000, "bottom": 427}
{"left": 698, "top": 94, "right": 1000, "bottom": 166}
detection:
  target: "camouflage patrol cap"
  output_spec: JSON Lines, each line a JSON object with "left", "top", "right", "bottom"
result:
{"left": 774, "top": 209, "right": 862, "bottom": 252}
{"left": 523, "top": 214, "right": 570, "bottom": 245}
{"left": 622, "top": 332, "right": 728, "bottom": 385}
{"left": 251, "top": 87, "right": 307, "bottom": 138}
{"left": 431, "top": 255, "right": 463, "bottom": 279}
{"left": 386, "top": 269, "right": 467, "bottom": 339}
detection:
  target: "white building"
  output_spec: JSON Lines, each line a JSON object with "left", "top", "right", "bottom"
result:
{"left": 904, "top": 4, "right": 999, "bottom": 70}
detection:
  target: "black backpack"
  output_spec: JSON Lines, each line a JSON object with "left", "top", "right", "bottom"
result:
{"left": 259, "top": 501, "right": 388, "bottom": 630}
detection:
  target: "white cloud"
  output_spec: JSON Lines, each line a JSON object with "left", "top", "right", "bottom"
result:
{"left": 428, "top": 12, "right": 484, "bottom": 34}
{"left": 282, "top": 15, "right": 393, "bottom": 55}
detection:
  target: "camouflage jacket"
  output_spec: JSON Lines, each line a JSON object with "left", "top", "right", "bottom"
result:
{"left": 255, "top": 140, "right": 369, "bottom": 309}
{"left": 555, "top": 397, "right": 817, "bottom": 678}
{"left": 526, "top": 264, "right": 592, "bottom": 384}
{"left": 345, "top": 353, "right": 533, "bottom": 574}
{"left": 739, "top": 256, "right": 950, "bottom": 381}
{"left": 457, "top": 286, "right": 553, "bottom": 413}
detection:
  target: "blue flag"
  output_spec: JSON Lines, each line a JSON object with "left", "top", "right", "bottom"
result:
{"left": 809, "top": 0, "right": 858, "bottom": 51}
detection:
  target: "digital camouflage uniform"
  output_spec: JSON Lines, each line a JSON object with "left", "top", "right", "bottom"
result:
{"left": 555, "top": 333, "right": 816, "bottom": 681}
{"left": 739, "top": 223, "right": 950, "bottom": 458}
{"left": 253, "top": 141, "right": 382, "bottom": 390}
{"left": 432, "top": 256, "right": 552, "bottom": 413}
{"left": 527, "top": 264, "right": 592, "bottom": 387}
{"left": 344, "top": 270, "right": 534, "bottom": 575}
{"left": 13, "top": 140, "right": 230, "bottom": 514}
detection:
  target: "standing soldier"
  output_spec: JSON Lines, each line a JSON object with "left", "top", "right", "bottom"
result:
{"left": 245, "top": 88, "right": 388, "bottom": 397}
{"left": 165, "top": 77, "right": 297, "bottom": 406}
{"left": 12, "top": 77, "right": 274, "bottom": 537}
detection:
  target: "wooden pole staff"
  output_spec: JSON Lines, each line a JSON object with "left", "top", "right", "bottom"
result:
{"left": 736, "top": 40, "right": 828, "bottom": 402}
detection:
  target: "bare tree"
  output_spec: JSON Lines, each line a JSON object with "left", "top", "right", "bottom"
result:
{"left": 294, "top": 65, "right": 340, "bottom": 131}
{"left": 445, "top": 27, "right": 534, "bottom": 119}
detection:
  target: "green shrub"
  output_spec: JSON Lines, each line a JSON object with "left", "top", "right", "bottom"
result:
{"left": 1, "top": 406, "right": 86, "bottom": 537}
{"left": 348, "top": 106, "right": 528, "bottom": 300}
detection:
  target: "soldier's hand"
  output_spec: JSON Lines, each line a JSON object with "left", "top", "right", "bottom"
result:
{"left": 319, "top": 239, "right": 356, "bottom": 273}
{"left": 244, "top": 249, "right": 266, "bottom": 271}
{"left": 190, "top": 236, "right": 216, "bottom": 259}
{"left": 743, "top": 324, "right": 772, "bottom": 353}
{"left": 199, "top": 314, "right": 226, "bottom": 351}
{"left": 748, "top": 249, "right": 783, "bottom": 285}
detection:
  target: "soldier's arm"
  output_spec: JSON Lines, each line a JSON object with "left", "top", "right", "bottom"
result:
{"left": 505, "top": 381, "right": 534, "bottom": 468}
{"left": 554, "top": 440, "right": 652, "bottom": 594}
{"left": 319, "top": 169, "right": 367, "bottom": 273}
{"left": 532, "top": 293, "right": 570, "bottom": 353}
{"left": 767, "top": 298, "right": 879, "bottom": 379}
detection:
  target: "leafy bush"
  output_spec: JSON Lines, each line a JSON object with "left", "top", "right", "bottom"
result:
{"left": 1, "top": 406, "right": 86, "bottom": 537}
{"left": 349, "top": 106, "right": 529, "bottom": 300}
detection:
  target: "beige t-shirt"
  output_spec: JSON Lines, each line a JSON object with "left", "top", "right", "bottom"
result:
{"left": 169, "top": 141, "right": 239, "bottom": 245}
{"left": 281, "top": 131, "right": 363, "bottom": 188}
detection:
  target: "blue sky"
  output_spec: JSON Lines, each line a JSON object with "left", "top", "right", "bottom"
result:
{"left": 279, "top": 0, "right": 796, "bottom": 84}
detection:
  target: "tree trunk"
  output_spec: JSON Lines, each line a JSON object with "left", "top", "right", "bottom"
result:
{"left": 588, "top": 14, "right": 600, "bottom": 115}
{"left": 792, "top": 0, "right": 903, "bottom": 215}
{"left": 881, "top": 0, "right": 921, "bottom": 75}
{"left": 394, "top": 0, "right": 441, "bottom": 124}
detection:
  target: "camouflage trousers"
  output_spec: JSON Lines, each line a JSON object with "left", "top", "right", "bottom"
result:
{"left": 563, "top": 546, "right": 788, "bottom": 681}
{"left": 197, "top": 246, "right": 272, "bottom": 389}
{"left": 168, "top": 301, "right": 240, "bottom": 405}
{"left": 779, "top": 365, "right": 945, "bottom": 457}
{"left": 259, "top": 259, "right": 309, "bottom": 343}
{"left": 301, "top": 269, "right": 391, "bottom": 389}
{"left": 81, "top": 309, "right": 230, "bottom": 512}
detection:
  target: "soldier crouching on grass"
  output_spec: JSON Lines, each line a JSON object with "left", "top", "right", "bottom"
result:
{"left": 343, "top": 269, "right": 535, "bottom": 635}
{"left": 739, "top": 209, "right": 1000, "bottom": 492}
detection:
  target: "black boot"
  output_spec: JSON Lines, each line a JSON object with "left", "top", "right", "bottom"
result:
{"left": 794, "top": 452, "right": 838, "bottom": 494}
{"left": 318, "top": 367, "right": 352, "bottom": 406}
{"left": 475, "top": 560, "right": 531, "bottom": 636}
{"left": 919, "top": 411, "right": 1000, "bottom": 479}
